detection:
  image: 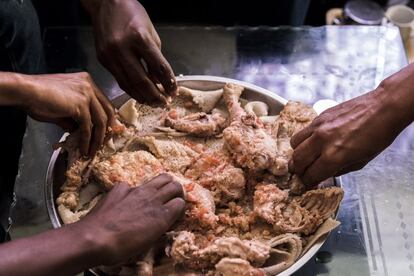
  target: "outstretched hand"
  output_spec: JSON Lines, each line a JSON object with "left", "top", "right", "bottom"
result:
{"left": 290, "top": 76, "right": 414, "bottom": 186}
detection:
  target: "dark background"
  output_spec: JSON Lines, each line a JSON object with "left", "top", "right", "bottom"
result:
{"left": 31, "top": 0, "right": 389, "bottom": 32}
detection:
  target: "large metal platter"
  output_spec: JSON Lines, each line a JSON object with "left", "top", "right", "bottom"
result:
{"left": 45, "top": 75, "right": 341, "bottom": 276}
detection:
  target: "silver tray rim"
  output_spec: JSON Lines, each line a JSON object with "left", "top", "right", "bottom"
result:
{"left": 45, "top": 75, "right": 341, "bottom": 276}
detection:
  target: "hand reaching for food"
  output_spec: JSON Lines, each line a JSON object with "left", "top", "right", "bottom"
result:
{"left": 78, "top": 173, "right": 185, "bottom": 266}
{"left": 82, "top": 0, "right": 177, "bottom": 103}
{"left": 23, "top": 72, "right": 115, "bottom": 157}
{"left": 290, "top": 64, "right": 414, "bottom": 186}
{"left": 0, "top": 72, "right": 115, "bottom": 157}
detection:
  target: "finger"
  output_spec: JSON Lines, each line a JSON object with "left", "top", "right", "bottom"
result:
{"left": 91, "top": 182, "right": 131, "bottom": 212}
{"left": 141, "top": 173, "right": 173, "bottom": 189}
{"left": 75, "top": 106, "right": 93, "bottom": 156}
{"left": 291, "top": 125, "right": 313, "bottom": 149}
{"left": 163, "top": 197, "right": 186, "bottom": 227}
{"left": 54, "top": 118, "right": 77, "bottom": 132}
{"left": 156, "top": 181, "right": 184, "bottom": 203}
{"left": 89, "top": 96, "right": 108, "bottom": 156}
{"left": 301, "top": 157, "right": 337, "bottom": 187}
{"left": 135, "top": 43, "right": 177, "bottom": 97}
{"left": 99, "top": 51, "right": 147, "bottom": 103}
{"left": 92, "top": 84, "right": 116, "bottom": 127}
{"left": 118, "top": 50, "right": 164, "bottom": 103}
{"left": 109, "top": 182, "right": 132, "bottom": 198}
{"left": 290, "top": 135, "right": 321, "bottom": 175}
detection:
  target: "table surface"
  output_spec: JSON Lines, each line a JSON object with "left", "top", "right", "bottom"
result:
{"left": 11, "top": 25, "right": 414, "bottom": 276}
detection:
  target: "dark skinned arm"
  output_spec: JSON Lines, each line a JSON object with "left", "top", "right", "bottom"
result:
{"left": 0, "top": 174, "right": 185, "bottom": 276}
{"left": 0, "top": 71, "right": 115, "bottom": 157}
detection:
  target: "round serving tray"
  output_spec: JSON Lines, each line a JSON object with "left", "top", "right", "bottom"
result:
{"left": 45, "top": 75, "right": 341, "bottom": 276}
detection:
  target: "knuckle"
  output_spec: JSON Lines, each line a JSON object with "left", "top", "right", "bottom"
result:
{"left": 78, "top": 72, "right": 91, "bottom": 80}
{"left": 130, "top": 26, "right": 151, "bottom": 43}
{"left": 96, "top": 117, "right": 107, "bottom": 129}
{"left": 106, "top": 36, "right": 123, "bottom": 50}
{"left": 313, "top": 128, "right": 327, "bottom": 140}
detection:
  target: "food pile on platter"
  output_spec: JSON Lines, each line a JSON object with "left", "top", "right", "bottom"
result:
{"left": 56, "top": 83, "right": 344, "bottom": 276}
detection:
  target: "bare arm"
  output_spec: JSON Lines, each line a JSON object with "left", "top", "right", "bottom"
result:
{"left": 0, "top": 174, "right": 184, "bottom": 276}
{"left": 0, "top": 222, "right": 103, "bottom": 276}
{"left": 0, "top": 71, "right": 115, "bottom": 156}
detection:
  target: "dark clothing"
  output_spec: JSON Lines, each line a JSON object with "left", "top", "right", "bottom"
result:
{"left": 0, "top": 0, "right": 45, "bottom": 242}
{"left": 141, "top": 0, "right": 310, "bottom": 26}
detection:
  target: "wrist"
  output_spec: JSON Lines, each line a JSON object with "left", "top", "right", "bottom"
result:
{"left": 65, "top": 220, "right": 109, "bottom": 267}
{"left": 0, "top": 72, "right": 33, "bottom": 108}
{"left": 373, "top": 76, "right": 414, "bottom": 132}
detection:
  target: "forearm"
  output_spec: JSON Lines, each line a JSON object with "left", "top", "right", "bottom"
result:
{"left": 0, "top": 72, "right": 31, "bottom": 107}
{"left": 0, "top": 222, "right": 104, "bottom": 276}
{"left": 80, "top": 0, "right": 103, "bottom": 17}
{"left": 374, "top": 63, "right": 414, "bottom": 131}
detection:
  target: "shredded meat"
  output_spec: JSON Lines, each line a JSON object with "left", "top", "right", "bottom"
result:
{"left": 271, "top": 101, "right": 317, "bottom": 186}
{"left": 185, "top": 152, "right": 246, "bottom": 203}
{"left": 254, "top": 184, "right": 343, "bottom": 235}
{"left": 92, "top": 150, "right": 164, "bottom": 189}
{"left": 222, "top": 84, "right": 280, "bottom": 175}
{"left": 184, "top": 182, "right": 218, "bottom": 229}
{"left": 165, "top": 111, "right": 226, "bottom": 137}
{"left": 170, "top": 231, "right": 270, "bottom": 270}
{"left": 126, "top": 136, "right": 199, "bottom": 174}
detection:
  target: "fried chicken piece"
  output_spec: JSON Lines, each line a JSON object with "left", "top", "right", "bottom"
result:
{"left": 273, "top": 101, "right": 317, "bottom": 138}
{"left": 185, "top": 182, "right": 218, "bottom": 228}
{"left": 126, "top": 136, "right": 199, "bottom": 174}
{"left": 185, "top": 152, "right": 246, "bottom": 203}
{"left": 165, "top": 111, "right": 226, "bottom": 137}
{"left": 253, "top": 183, "right": 343, "bottom": 235}
{"left": 253, "top": 183, "right": 317, "bottom": 234}
{"left": 270, "top": 101, "right": 317, "bottom": 185}
{"left": 222, "top": 84, "right": 280, "bottom": 175}
{"left": 56, "top": 155, "right": 100, "bottom": 210}
{"left": 214, "top": 258, "right": 265, "bottom": 276}
{"left": 170, "top": 231, "right": 270, "bottom": 270}
{"left": 92, "top": 150, "right": 164, "bottom": 189}
{"left": 198, "top": 237, "right": 270, "bottom": 267}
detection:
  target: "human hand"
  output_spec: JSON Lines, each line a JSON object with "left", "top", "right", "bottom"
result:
{"left": 79, "top": 173, "right": 185, "bottom": 266}
{"left": 84, "top": 0, "right": 177, "bottom": 103}
{"left": 24, "top": 72, "right": 115, "bottom": 156}
{"left": 290, "top": 79, "right": 413, "bottom": 186}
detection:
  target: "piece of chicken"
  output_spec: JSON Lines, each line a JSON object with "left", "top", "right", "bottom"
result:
{"left": 222, "top": 83, "right": 281, "bottom": 175}
{"left": 271, "top": 101, "right": 317, "bottom": 190}
{"left": 124, "top": 136, "right": 199, "bottom": 174}
{"left": 185, "top": 152, "right": 246, "bottom": 203}
{"left": 165, "top": 110, "right": 226, "bottom": 137}
{"left": 253, "top": 183, "right": 315, "bottom": 234}
{"left": 92, "top": 150, "right": 164, "bottom": 189}
{"left": 170, "top": 231, "right": 270, "bottom": 270}
{"left": 184, "top": 181, "right": 218, "bottom": 229}
{"left": 253, "top": 183, "right": 343, "bottom": 235}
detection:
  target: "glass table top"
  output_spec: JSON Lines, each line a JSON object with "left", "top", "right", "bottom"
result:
{"left": 12, "top": 25, "right": 414, "bottom": 276}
